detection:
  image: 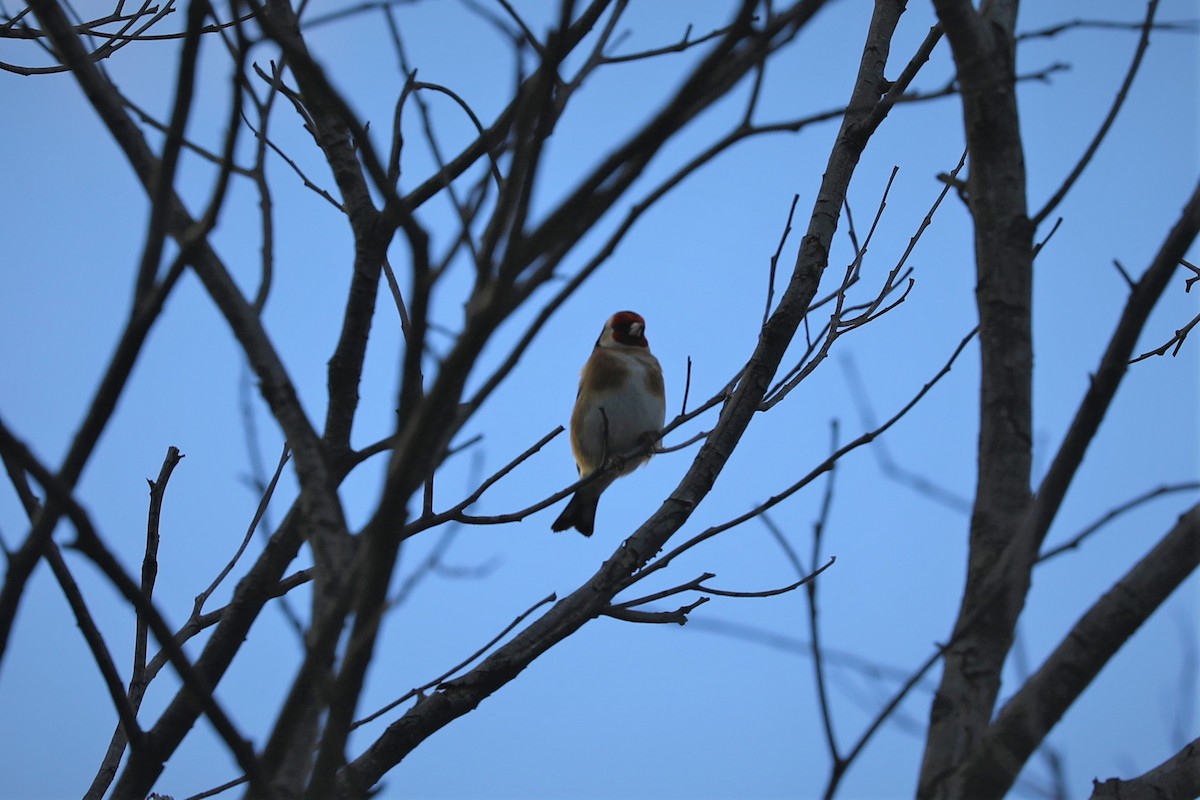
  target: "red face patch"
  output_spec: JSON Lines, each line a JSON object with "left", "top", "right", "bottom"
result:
{"left": 609, "top": 310, "right": 647, "bottom": 347}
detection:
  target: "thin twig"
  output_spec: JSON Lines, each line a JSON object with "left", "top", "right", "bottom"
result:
{"left": 406, "top": 426, "right": 564, "bottom": 532}
{"left": 824, "top": 647, "right": 945, "bottom": 799}
{"left": 762, "top": 162, "right": 922, "bottom": 411}
{"left": 193, "top": 445, "right": 290, "bottom": 616}
{"left": 808, "top": 422, "right": 842, "bottom": 767}
{"left": 1031, "top": 216, "right": 1063, "bottom": 259}
{"left": 0, "top": 417, "right": 264, "bottom": 789}
{"left": 764, "top": 194, "right": 800, "bottom": 326}
{"left": 603, "top": 18, "right": 751, "bottom": 64}
{"left": 633, "top": 326, "right": 978, "bottom": 587}
{"left": 610, "top": 557, "right": 835, "bottom": 618}
{"left": 1112, "top": 258, "right": 1136, "bottom": 290}
{"left": 1017, "top": 15, "right": 1195, "bottom": 41}
{"left": 680, "top": 355, "right": 693, "bottom": 416}
{"left": 1037, "top": 482, "right": 1200, "bottom": 562}
{"left": 351, "top": 592, "right": 558, "bottom": 730}
{"left": 1032, "top": 0, "right": 1160, "bottom": 226}
{"left": 134, "top": 446, "right": 184, "bottom": 688}
{"left": 1129, "top": 306, "right": 1200, "bottom": 363}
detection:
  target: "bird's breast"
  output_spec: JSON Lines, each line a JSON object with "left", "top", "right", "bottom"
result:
{"left": 572, "top": 349, "right": 665, "bottom": 471}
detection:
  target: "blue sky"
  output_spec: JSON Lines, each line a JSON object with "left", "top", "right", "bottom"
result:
{"left": 0, "top": 1, "right": 1197, "bottom": 798}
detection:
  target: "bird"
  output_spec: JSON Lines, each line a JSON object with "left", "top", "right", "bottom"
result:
{"left": 551, "top": 310, "right": 666, "bottom": 536}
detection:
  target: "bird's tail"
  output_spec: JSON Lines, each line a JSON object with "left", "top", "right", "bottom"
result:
{"left": 551, "top": 490, "right": 599, "bottom": 537}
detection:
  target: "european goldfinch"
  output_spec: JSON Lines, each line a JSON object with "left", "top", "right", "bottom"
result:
{"left": 551, "top": 311, "right": 666, "bottom": 536}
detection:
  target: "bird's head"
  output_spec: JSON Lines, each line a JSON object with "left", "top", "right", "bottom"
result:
{"left": 599, "top": 310, "right": 649, "bottom": 349}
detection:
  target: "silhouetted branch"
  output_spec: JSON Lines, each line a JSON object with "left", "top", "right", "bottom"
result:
{"left": 764, "top": 194, "right": 801, "bottom": 326}
{"left": 920, "top": 0, "right": 1048, "bottom": 789}
{"left": 0, "top": 415, "right": 264, "bottom": 792}
{"left": 84, "top": 446, "right": 184, "bottom": 800}
{"left": 409, "top": 426, "right": 564, "bottom": 529}
{"left": 351, "top": 592, "right": 558, "bottom": 730}
{"left": 1018, "top": 14, "right": 1196, "bottom": 41}
{"left": 1015, "top": 180, "right": 1200, "bottom": 573}
{"left": 958, "top": 505, "right": 1200, "bottom": 798}
{"left": 639, "top": 326, "right": 977, "bottom": 585}
{"left": 144, "top": 564, "right": 313, "bottom": 682}
{"left": 603, "top": 597, "right": 709, "bottom": 625}
{"left": 136, "top": 446, "right": 184, "bottom": 680}
{"left": 1038, "top": 481, "right": 1200, "bottom": 562}
{"left": 1130, "top": 260, "right": 1200, "bottom": 363}
{"left": 195, "top": 445, "right": 290, "bottom": 616}
{"left": 808, "top": 424, "right": 843, "bottom": 772}
{"left": 1033, "top": 0, "right": 1160, "bottom": 227}
{"left": 763, "top": 151, "right": 966, "bottom": 410}
{"left": 1090, "top": 736, "right": 1200, "bottom": 800}
{"left": 335, "top": 5, "right": 903, "bottom": 791}
{"left": 605, "top": 558, "right": 834, "bottom": 626}
{"left": 0, "top": 0, "right": 185, "bottom": 75}
{"left": 603, "top": 18, "right": 748, "bottom": 63}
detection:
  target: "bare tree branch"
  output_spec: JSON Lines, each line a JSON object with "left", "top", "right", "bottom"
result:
{"left": 1089, "top": 736, "right": 1200, "bottom": 800}
{"left": 351, "top": 592, "right": 559, "bottom": 732}
{"left": 1129, "top": 259, "right": 1200, "bottom": 363}
{"left": 5, "top": 1, "right": 1192, "bottom": 797}
{"left": 1038, "top": 482, "right": 1200, "bottom": 563}
{"left": 919, "top": 0, "right": 1037, "bottom": 791}
{"left": 636, "top": 326, "right": 977, "bottom": 587}
{"left": 1014, "top": 181, "right": 1200, "bottom": 575}
{"left": 0, "top": 415, "right": 264, "bottom": 792}
{"left": 335, "top": 4, "right": 902, "bottom": 793}
{"left": 1018, "top": 15, "right": 1196, "bottom": 41}
{"left": 959, "top": 504, "right": 1200, "bottom": 798}
{"left": 763, "top": 151, "right": 966, "bottom": 411}
{"left": 806, "top": 425, "right": 844, "bottom": 781}
{"left": 82, "top": 445, "right": 184, "bottom": 799}
{"left": 0, "top": 0, "right": 185, "bottom": 75}
{"left": 1032, "top": 0, "right": 1160, "bottom": 227}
